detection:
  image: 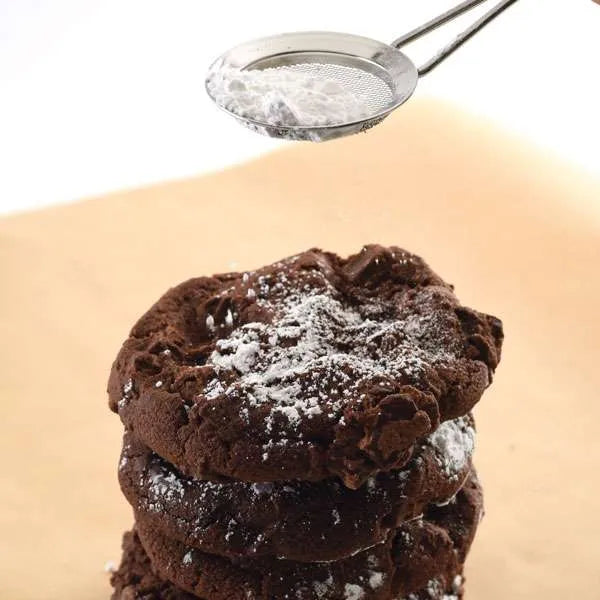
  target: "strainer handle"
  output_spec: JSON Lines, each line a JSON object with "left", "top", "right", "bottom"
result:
{"left": 392, "top": 0, "right": 519, "bottom": 76}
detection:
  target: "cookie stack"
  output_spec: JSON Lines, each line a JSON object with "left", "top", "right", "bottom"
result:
{"left": 108, "top": 245, "right": 503, "bottom": 600}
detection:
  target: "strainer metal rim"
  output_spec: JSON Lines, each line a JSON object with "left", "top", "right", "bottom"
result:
{"left": 204, "top": 31, "right": 419, "bottom": 134}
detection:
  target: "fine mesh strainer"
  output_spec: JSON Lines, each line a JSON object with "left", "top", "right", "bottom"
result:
{"left": 205, "top": 0, "right": 519, "bottom": 141}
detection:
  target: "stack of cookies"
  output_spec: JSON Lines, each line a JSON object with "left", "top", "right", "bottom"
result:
{"left": 108, "top": 245, "right": 503, "bottom": 600}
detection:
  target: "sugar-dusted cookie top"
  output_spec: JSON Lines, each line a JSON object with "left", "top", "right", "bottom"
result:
{"left": 109, "top": 245, "right": 502, "bottom": 487}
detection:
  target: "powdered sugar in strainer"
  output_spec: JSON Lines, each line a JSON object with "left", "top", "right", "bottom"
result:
{"left": 206, "top": 0, "right": 518, "bottom": 141}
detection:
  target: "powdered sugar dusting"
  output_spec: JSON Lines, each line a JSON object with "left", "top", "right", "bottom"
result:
{"left": 206, "top": 315, "right": 215, "bottom": 331}
{"left": 428, "top": 417, "right": 475, "bottom": 479}
{"left": 368, "top": 571, "right": 384, "bottom": 590}
{"left": 118, "top": 378, "right": 133, "bottom": 409}
{"left": 146, "top": 467, "right": 187, "bottom": 510}
{"left": 344, "top": 583, "right": 365, "bottom": 600}
{"left": 103, "top": 560, "right": 116, "bottom": 573}
{"left": 452, "top": 575, "right": 463, "bottom": 594}
{"left": 313, "top": 574, "right": 334, "bottom": 599}
{"left": 404, "top": 577, "right": 460, "bottom": 600}
{"left": 204, "top": 266, "right": 458, "bottom": 436}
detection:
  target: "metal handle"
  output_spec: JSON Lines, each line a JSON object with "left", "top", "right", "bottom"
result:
{"left": 392, "top": 0, "right": 519, "bottom": 76}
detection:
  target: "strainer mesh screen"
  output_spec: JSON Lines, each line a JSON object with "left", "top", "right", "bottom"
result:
{"left": 260, "top": 62, "right": 394, "bottom": 114}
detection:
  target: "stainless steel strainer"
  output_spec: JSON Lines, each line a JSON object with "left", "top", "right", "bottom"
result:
{"left": 206, "top": 0, "right": 519, "bottom": 141}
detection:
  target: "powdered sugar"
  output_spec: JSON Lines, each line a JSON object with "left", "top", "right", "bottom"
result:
{"left": 118, "top": 378, "right": 133, "bottom": 409}
{"left": 206, "top": 315, "right": 215, "bottom": 331}
{"left": 250, "top": 483, "right": 274, "bottom": 496}
{"left": 313, "top": 575, "right": 334, "bottom": 599}
{"left": 428, "top": 417, "right": 475, "bottom": 479}
{"left": 103, "top": 560, "right": 116, "bottom": 573}
{"left": 204, "top": 267, "right": 458, "bottom": 436}
{"left": 211, "top": 336, "right": 261, "bottom": 375}
{"left": 206, "top": 65, "right": 371, "bottom": 129}
{"left": 404, "top": 577, "right": 460, "bottom": 600}
{"left": 368, "top": 572, "right": 385, "bottom": 589}
{"left": 146, "top": 468, "right": 186, "bottom": 509}
{"left": 344, "top": 583, "right": 366, "bottom": 600}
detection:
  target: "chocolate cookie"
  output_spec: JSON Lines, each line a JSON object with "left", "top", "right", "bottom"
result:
{"left": 110, "top": 530, "right": 465, "bottom": 600}
{"left": 108, "top": 246, "right": 502, "bottom": 487}
{"left": 132, "top": 473, "right": 482, "bottom": 600}
{"left": 119, "top": 416, "right": 475, "bottom": 562}
{"left": 111, "top": 529, "right": 196, "bottom": 600}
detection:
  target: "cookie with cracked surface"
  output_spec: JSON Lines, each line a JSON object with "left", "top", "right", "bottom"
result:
{"left": 108, "top": 245, "right": 502, "bottom": 487}
{"left": 132, "top": 472, "right": 482, "bottom": 600}
{"left": 110, "top": 531, "right": 465, "bottom": 600}
{"left": 119, "top": 416, "right": 475, "bottom": 562}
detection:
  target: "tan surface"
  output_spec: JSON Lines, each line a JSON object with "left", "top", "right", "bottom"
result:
{"left": 1, "top": 99, "right": 599, "bottom": 600}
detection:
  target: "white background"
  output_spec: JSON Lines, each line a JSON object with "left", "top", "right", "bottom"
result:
{"left": 0, "top": 0, "right": 599, "bottom": 215}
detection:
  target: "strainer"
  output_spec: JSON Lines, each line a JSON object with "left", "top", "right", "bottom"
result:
{"left": 205, "top": 0, "right": 519, "bottom": 141}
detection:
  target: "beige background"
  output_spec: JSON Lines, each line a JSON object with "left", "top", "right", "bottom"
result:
{"left": 1, "top": 99, "right": 599, "bottom": 599}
